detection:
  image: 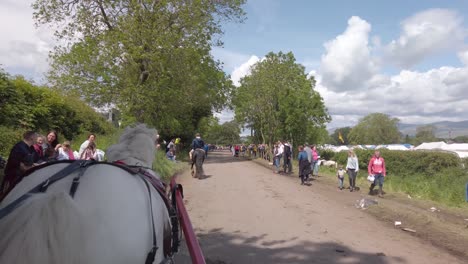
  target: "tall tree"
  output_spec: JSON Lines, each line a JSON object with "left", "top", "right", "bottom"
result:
{"left": 33, "top": 0, "right": 245, "bottom": 139}
{"left": 330, "top": 127, "right": 351, "bottom": 145}
{"left": 232, "top": 51, "right": 330, "bottom": 147}
{"left": 414, "top": 125, "right": 437, "bottom": 144}
{"left": 348, "top": 113, "right": 400, "bottom": 144}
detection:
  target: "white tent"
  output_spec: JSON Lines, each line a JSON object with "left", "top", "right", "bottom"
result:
{"left": 414, "top": 142, "right": 468, "bottom": 158}
{"left": 414, "top": 141, "right": 448, "bottom": 150}
{"left": 334, "top": 145, "right": 349, "bottom": 152}
{"left": 381, "top": 144, "right": 411, "bottom": 151}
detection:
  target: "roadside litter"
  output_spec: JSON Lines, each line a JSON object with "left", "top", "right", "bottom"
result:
{"left": 394, "top": 221, "right": 402, "bottom": 227}
{"left": 402, "top": 228, "right": 417, "bottom": 233}
{"left": 355, "top": 198, "right": 378, "bottom": 209}
{"left": 429, "top": 207, "right": 440, "bottom": 212}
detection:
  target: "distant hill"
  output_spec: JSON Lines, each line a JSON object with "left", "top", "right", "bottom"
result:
{"left": 328, "top": 120, "right": 468, "bottom": 138}
{"left": 399, "top": 120, "right": 468, "bottom": 138}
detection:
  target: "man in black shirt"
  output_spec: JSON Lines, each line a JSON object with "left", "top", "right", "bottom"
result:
{"left": 1, "top": 131, "right": 38, "bottom": 197}
{"left": 283, "top": 140, "right": 293, "bottom": 174}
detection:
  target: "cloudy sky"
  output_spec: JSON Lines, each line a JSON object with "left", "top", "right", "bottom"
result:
{"left": 2, "top": 0, "right": 468, "bottom": 130}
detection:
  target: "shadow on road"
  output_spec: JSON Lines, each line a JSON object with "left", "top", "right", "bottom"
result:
{"left": 176, "top": 228, "right": 407, "bottom": 264}
{"left": 204, "top": 151, "right": 252, "bottom": 164}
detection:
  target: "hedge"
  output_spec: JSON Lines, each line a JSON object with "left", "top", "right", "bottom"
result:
{"left": 332, "top": 149, "right": 462, "bottom": 177}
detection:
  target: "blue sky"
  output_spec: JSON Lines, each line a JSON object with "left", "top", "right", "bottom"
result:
{"left": 2, "top": 0, "right": 468, "bottom": 130}
{"left": 217, "top": 0, "right": 468, "bottom": 72}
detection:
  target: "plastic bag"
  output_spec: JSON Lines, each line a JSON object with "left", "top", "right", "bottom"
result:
{"left": 367, "top": 174, "right": 375, "bottom": 182}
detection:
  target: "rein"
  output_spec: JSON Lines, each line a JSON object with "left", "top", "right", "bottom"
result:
{"left": 0, "top": 160, "right": 181, "bottom": 263}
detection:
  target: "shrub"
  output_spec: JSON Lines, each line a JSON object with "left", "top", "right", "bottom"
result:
{"left": 0, "top": 126, "right": 23, "bottom": 157}
{"left": 333, "top": 149, "right": 461, "bottom": 177}
{"left": 317, "top": 148, "right": 335, "bottom": 160}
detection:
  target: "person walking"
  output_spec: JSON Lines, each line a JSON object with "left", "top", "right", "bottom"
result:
{"left": 297, "top": 145, "right": 310, "bottom": 185}
{"left": 368, "top": 150, "right": 386, "bottom": 197}
{"left": 275, "top": 141, "right": 284, "bottom": 174}
{"left": 337, "top": 165, "right": 346, "bottom": 190}
{"left": 311, "top": 145, "right": 320, "bottom": 176}
{"left": 283, "top": 141, "right": 293, "bottom": 174}
{"left": 346, "top": 150, "right": 359, "bottom": 192}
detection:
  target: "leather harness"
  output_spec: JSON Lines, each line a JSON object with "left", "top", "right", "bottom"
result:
{"left": 0, "top": 160, "right": 181, "bottom": 264}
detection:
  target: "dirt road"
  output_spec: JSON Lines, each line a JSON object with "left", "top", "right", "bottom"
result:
{"left": 175, "top": 151, "right": 465, "bottom": 264}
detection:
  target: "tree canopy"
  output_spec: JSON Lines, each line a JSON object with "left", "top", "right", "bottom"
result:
{"left": 0, "top": 69, "right": 114, "bottom": 156}
{"left": 347, "top": 113, "right": 400, "bottom": 144}
{"left": 330, "top": 127, "right": 351, "bottom": 145}
{"left": 197, "top": 116, "right": 240, "bottom": 145}
{"left": 33, "top": 0, "right": 246, "bottom": 140}
{"left": 232, "top": 51, "right": 330, "bottom": 147}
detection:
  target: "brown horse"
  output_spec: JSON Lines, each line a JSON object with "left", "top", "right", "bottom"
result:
{"left": 191, "top": 149, "right": 205, "bottom": 178}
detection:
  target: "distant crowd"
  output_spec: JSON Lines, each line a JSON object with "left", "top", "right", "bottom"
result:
{"left": 229, "top": 141, "right": 387, "bottom": 197}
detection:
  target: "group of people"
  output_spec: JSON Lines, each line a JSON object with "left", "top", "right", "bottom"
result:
{"left": 1, "top": 131, "right": 99, "bottom": 198}
{"left": 335, "top": 150, "right": 387, "bottom": 197}
{"left": 295, "top": 146, "right": 387, "bottom": 197}
{"left": 295, "top": 144, "right": 321, "bottom": 184}
{"left": 164, "top": 138, "right": 181, "bottom": 162}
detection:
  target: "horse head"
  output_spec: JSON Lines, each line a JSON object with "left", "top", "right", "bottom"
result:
{"left": 106, "top": 124, "right": 158, "bottom": 168}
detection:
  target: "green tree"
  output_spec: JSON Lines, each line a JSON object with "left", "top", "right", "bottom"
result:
{"left": 453, "top": 135, "right": 468, "bottom": 143}
{"left": 33, "top": 0, "right": 246, "bottom": 139}
{"left": 330, "top": 127, "right": 351, "bottom": 145}
{"left": 414, "top": 125, "right": 437, "bottom": 144}
{"left": 348, "top": 113, "right": 400, "bottom": 144}
{"left": 232, "top": 51, "right": 330, "bottom": 147}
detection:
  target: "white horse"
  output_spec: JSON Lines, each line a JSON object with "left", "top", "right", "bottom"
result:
{"left": 0, "top": 124, "right": 173, "bottom": 264}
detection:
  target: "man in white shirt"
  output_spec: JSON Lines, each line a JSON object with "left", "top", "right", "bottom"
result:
{"left": 275, "top": 141, "right": 284, "bottom": 173}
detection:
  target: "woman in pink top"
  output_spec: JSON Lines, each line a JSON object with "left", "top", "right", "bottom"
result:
{"left": 368, "top": 150, "right": 386, "bottom": 197}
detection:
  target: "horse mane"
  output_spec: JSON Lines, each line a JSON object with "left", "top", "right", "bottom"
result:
{"left": 106, "top": 124, "right": 157, "bottom": 168}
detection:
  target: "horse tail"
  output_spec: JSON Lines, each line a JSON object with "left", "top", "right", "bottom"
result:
{"left": 0, "top": 192, "right": 86, "bottom": 264}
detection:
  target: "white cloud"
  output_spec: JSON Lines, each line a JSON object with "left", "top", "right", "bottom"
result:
{"left": 211, "top": 47, "right": 251, "bottom": 73}
{"left": 385, "top": 9, "right": 466, "bottom": 68}
{"left": 214, "top": 109, "right": 235, "bottom": 124}
{"left": 230, "top": 55, "right": 260, "bottom": 86}
{"left": 313, "top": 10, "right": 468, "bottom": 129}
{"left": 214, "top": 55, "right": 261, "bottom": 124}
{"left": 0, "top": 0, "right": 54, "bottom": 81}
{"left": 314, "top": 64, "right": 468, "bottom": 129}
{"left": 458, "top": 49, "right": 468, "bottom": 65}
{"left": 319, "top": 16, "right": 378, "bottom": 92}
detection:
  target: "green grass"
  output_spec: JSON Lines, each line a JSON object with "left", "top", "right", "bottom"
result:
{"left": 319, "top": 166, "right": 468, "bottom": 207}
{"left": 152, "top": 150, "right": 187, "bottom": 181}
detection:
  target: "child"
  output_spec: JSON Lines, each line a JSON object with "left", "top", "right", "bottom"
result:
{"left": 337, "top": 165, "right": 346, "bottom": 190}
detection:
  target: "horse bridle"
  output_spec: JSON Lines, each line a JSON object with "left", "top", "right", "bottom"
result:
{"left": 0, "top": 160, "right": 181, "bottom": 264}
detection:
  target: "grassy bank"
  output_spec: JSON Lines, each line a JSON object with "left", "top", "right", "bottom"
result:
{"left": 318, "top": 166, "right": 468, "bottom": 207}
{"left": 0, "top": 130, "right": 186, "bottom": 184}
{"left": 248, "top": 153, "right": 468, "bottom": 207}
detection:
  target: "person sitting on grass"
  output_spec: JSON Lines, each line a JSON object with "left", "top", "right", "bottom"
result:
{"left": 337, "top": 165, "right": 346, "bottom": 190}
{"left": 166, "top": 148, "right": 176, "bottom": 162}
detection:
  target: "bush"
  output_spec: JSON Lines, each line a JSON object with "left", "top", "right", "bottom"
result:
{"left": 333, "top": 149, "right": 461, "bottom": 177}
{"left": 0, "top": 126, "right": 23, "bottom": 157}
{"left": 318, "top": 148, "right": 335, "bottom": 160}
{"left": 385, "top": 167, "right": 468, "bottom": 206}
